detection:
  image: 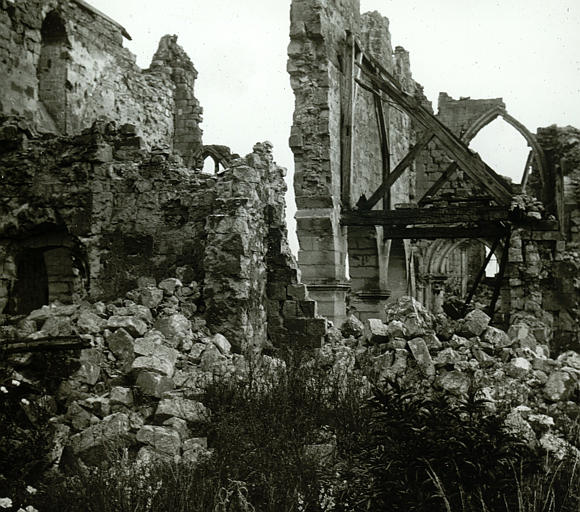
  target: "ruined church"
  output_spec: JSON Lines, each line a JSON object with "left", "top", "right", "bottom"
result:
{"left": 0, "top": 0, "right": 578, "bottom": 354}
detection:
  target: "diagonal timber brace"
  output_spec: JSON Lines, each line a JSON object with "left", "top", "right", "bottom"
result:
{"left": 354, "top": 52, "right": 514, "bottom": 206}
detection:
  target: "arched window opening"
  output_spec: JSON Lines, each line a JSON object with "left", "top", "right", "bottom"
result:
{"left": 469, "top": 118, "right": 530, "bottom": 185}
{"left": 485, "top": 246, "right": 499, "bottom": 277}
{"left": 201, "top": 155, "right": 226, "bottom": 174}
{"left": 38, "top": 11, "right": 69, "bottom": 133}
{"left": 387, "top": 239, "right": 407, "bottom": 301}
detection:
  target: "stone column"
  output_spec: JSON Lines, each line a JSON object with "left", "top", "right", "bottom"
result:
{"left": 288, "top": 0, "right": 360, "bottom": 326}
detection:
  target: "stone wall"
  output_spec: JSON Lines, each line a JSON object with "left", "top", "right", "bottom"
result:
{"left": 0, "top": 0, "right": 202, "bottom": 163}
{"left": 0, "top": 117, "right": 325, "bottom": 350}
{"left": 288, "top": 0, "right": 421, "bottom": 325}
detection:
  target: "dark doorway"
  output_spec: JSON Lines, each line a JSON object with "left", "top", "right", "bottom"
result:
{"left": 8, "top": 249, "right": 49, "bottom": 314}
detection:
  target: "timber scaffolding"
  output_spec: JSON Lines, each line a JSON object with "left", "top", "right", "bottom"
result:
{"left": 338, "top": 34, "right": 562, "bottom": 319}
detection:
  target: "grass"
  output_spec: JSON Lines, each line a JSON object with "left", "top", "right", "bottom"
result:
{"left": 4, "top": 347, "right": 580, "bottom": 511}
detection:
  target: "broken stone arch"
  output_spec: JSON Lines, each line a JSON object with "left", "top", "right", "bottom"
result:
{"left": 421, "top": 237, "right": 505, "bottom": 312}
{"left": 461, "top": 106, "right": 548, "bottom": 192}
{"left": 425, "top": 237, "right": 504, "bottom": 275}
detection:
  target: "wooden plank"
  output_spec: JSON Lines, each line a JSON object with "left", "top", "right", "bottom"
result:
{"left": 340, "top": 33, "right": 355, "bottom": 208}
{"left": 374, "top": 93, "right": 391, "bottom": 211}
{"left": 418, "top": 162, "right": 458, "bottom": 205}
{"left": 0, "top": 336, "right": 91, "bottom": 354}
{"left": 356, "top": 60, "right": 514, "bottom": 205}
{"left": 358, "top": 130, "right": 435, "bottom": 210}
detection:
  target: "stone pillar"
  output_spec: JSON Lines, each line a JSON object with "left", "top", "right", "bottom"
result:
{"left": 288, "top": 0, "right": 360, "bottom": 326}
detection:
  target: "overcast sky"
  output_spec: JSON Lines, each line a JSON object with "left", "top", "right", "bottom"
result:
{"left": 90, "top": 0, "right": 580, "bottom": 251}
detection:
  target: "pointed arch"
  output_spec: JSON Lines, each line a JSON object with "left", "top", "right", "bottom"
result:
{"left": 462, "top": 106, "right": 547, "bottom": 192}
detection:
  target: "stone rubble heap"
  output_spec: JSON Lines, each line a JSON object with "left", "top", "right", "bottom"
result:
{"left": 2, "top": 277, "right": 261, "bottom": 466}
{"left": 331, "top": 296, "right": 580, "bottom": 458}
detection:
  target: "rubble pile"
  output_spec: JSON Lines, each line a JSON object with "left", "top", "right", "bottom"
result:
{"left": 1, "top": 277, "right": 260, "bottom": 467}
{"left": 2, "top": 291, "right": 579, "bottom": 473}
{"left": 329, "top": 297, "right": 580, "bottom": 456}
{"left": 510, "top": 195, "right": 548, "bottom": 220}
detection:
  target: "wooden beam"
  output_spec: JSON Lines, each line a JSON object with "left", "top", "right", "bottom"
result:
{"left": 0, "top": 336, "right": 91, "bottom": 354}
{"left": 378, "top": 225, "right": 509, "bottom": 240}
{"left": 462, "top": 237, "right": 501, "bottom": 316}
{"left": 342, "top": 206, "right": 510, "bottom": 226}
{"left": 340, "top": 33, "right": 355, "bottom": 208}
{"left": 358, "top": 130, "right": 435, "bottom": 210}
{"left": 418, "top": 162, "right": 458, "bottom": 205}
{"left": 489, "top": 229, "right": 511, "bottom": 322}
{"left": 356, "top": 60, "right": 514, "bottom": 205}
{"left": 374, "top": 93, "right": 391, "bottom": 211}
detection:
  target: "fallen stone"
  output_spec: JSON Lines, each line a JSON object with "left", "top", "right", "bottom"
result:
{"left": 67, "top": 402, "right": 96, "bottom": 431}
{"left": 340, "top": 315, "right": 365, "bottom": 338}
{"left": 544, "top": 371, "right": 576, "bottom": 402}
{"left": 539, "top": 433, "right": 574, "bottom": 460}
{"left": 482, "top": 326, "right": 512, "bottom": 348}
{"left": 80, "top": 396, "right": 111, "bottom": 417}
{"left": 28, "top": 304, "right": 79, "bottom": 322}
{"left": 112, "top": 304, "right": 153, "bottom": 324}
{"left": 135, "top": 371, "right": 175, "bottom": 397}
{"left": 69, "top": 412, "right": 131, "bottom": 456}
{"left": 106, "top": 316, "right": 148, "bottom": 337}
{"left": 163, "top": 417, "right": 189, "bottom": 439}
{"left": 183, "top": 437, "right": 208, "bottom": 451}
{"left": 107, "top": 328, "right": 134, "bottom": 361}
{"left": 364, "top": 318, "right": 389, "bottom": 344}
{"left": 434, "top": 347, "right": 462, "bottom": 367}
{"left": 211, "top": 333, "right": 231, "bottom": 355}
{"left": 136, "top": 425, "right": 181, "bottom": 456}
{"left": 200, "top": 344, "right": 228, "bottom": 373}
{"left": 73, "top": 360, "right": 100, "bottom": 386}
{"left": 385, "top": 320, "right": 407, "bottom": 339}
{"left": 437, "top": 370, "right": 470, "bottom": 396}
{"left": 132, "top": 343, "right": 178, "bottom": 377}
{"left": 527, "top": 414, "right": 555, "bottom": 435}
{"left": 139, "top": 286, "right": 164, "bottom": 309}
{"left": 423, "top": 333, "right": 443, "bottom": 352}
{"left": 41, "top": 316, "right": 73, "bottom": 337}
{"left": 76, "top": 311, "right": 105, "bottom": 334}
{"left": 506, "top": 357, "right": 532, "bottom": 378}
{"left": 508, "top": 324, "right": 537, "bottom": 351}
{"left": 457, "top": 309, "right": 490, "bottom": 337}
{"left": 155, "top": 397, "right": 210, "bottom": 423}
{"left": 154, "top": 314, "right": 191, "bottom": 347}
{"left": 407, "top": 338, "right": 435, "bottom": 378}
{"left": 110, "top": 387, "right": 133, "bottom": 407}
{"left": 504, "top": 409, "right": 538, "bottom": 448}
{"left": 158, "top": 278, "right": 182, "bottom": 295}
{"left": 557, "top": 351, "right": 580, "bottom": 371}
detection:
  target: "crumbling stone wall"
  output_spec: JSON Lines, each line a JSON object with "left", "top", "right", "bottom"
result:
{"left": 0, "top": 0, "right": 202, "bottom": 163}
{"left": 289, "top": 0, "right": 421, "bottom": 324}
{"left": 0, "top": 118, "right": 325, "bottom": 349}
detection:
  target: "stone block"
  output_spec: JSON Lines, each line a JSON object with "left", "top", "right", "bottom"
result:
{"left": 298, "top": 300, "right": 317, "bottom": 317}
{"left": 107, "top": 328, "right": 134, "bottom": 361}
{"left": 364, "top": 318, "right": 389, "bottom": 344}
{"left": 155, "top": 398, "right": 210, "bottom": 423}
{"left": 135, "top": 371, "right": 175, "bottom": 398}
{"left": 107, "top": 316, "right": 148, "bottom": 336}
{"left": 136, "top": 425, "right": 181, "bottom": 456}
{"left": 287, "top": 283, "right": 308, "bottom": 300}
{"left": 407, "top": 338, "right": 435, "bottom": 378}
